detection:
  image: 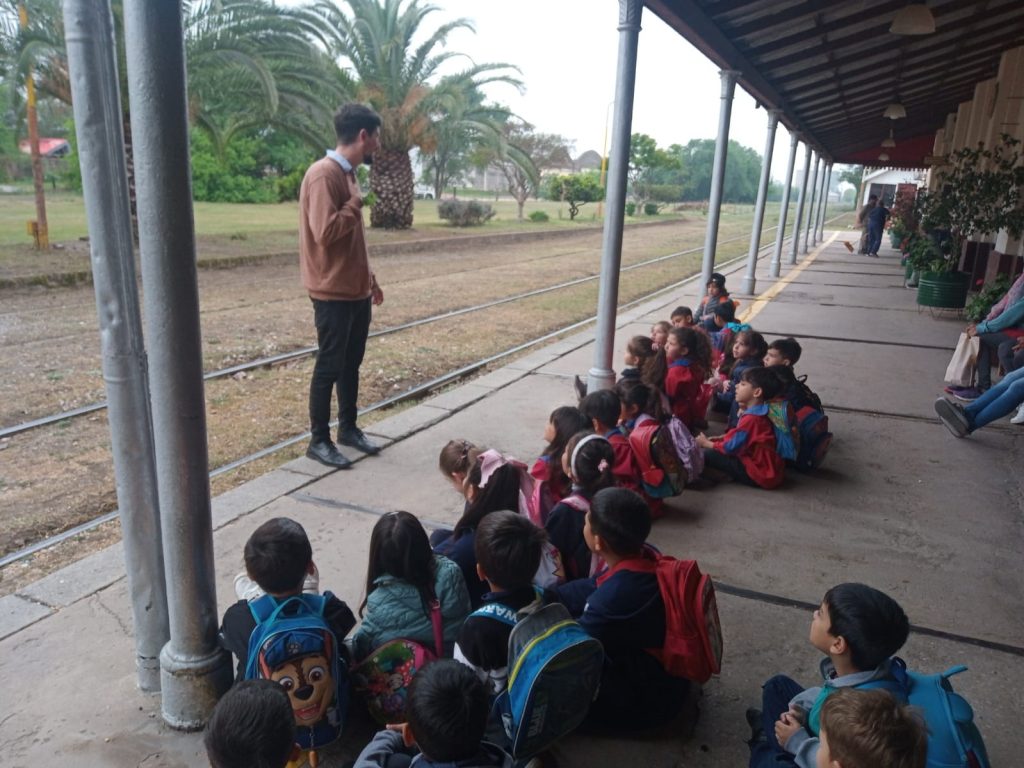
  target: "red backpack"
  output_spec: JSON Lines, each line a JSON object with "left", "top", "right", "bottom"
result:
{"left": 622, "top": 553, "right": 723, "bottom": 684}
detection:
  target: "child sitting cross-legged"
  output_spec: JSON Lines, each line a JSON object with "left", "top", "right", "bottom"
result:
{"left": 745, "top": 582, "right": 911, "bottom": 768}
{"left": 454, "top": 511, "right": 546, "bottom": 695}
{"left": 205, "top": 679, "right": 299, "bottom": 768}
{"left": 580, "top": 389, "right": 639, "bottom": 493}
{"left": 816, "top": 688, "right": 927, "bottom": 768}
{"left": 219, "top": 517, "right": 356, "bottom": 681}
{"left": 697, "top": 366, "right": 785, "bottom": 489}
{"left": 352, "top": 659, "right": 512, "bottom": 768}
{"left": 553, "top": 487, "right": 693, "bottom": 732}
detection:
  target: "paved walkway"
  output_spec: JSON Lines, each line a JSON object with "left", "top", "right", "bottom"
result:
{"left": 2, "top": 233, "right": 1021, "bottom": 767}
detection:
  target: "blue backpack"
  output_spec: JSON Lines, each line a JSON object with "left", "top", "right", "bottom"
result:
{"left": 245, "top": 593, "right": 349, "bottom": 755}
{"left": 482, "top": 602, "right": 604, "bottom": 759}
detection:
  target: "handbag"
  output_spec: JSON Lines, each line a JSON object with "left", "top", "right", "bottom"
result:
{"left": 944, "top": 333, "right": 979, "bottom": 387}
{"left": 351, "top": 598, "right": 445, "bottom": 724}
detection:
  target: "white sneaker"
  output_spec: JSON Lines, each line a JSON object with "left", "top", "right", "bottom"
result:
{"left": 1012, "top": 403, "right": 1024, "bottom": 425}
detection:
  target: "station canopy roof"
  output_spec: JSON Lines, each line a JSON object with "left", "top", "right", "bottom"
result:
{"left": 645, "top": 0, "right": 1024, "bottom": 167}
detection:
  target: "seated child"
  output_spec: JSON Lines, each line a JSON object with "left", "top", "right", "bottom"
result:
{"left": 454, "top": 511, "right": 545, "bottom": 695}
{"left": 219, "top": 517, "right": 356, "bottom": 681}
{"left": 353, "top": 660, "right": 511, "bottom": 768}
{"left": 765, "top": 336, "right": 802, "bottom": 369}
{"left": 746, "top": 582, "right": 911, "bottom": 768}
{"left": 651, "top": 320, "right": 671, "bottom": 351}
{"left": 708, "top": 301, "right": 749, "bottom": 358}
{"left": 434, "top": 445, "right": 527, "bottom": 608}
{"left": 554, "top": 487, "right": 692, "bottom": 731}
{"left": 671, "top": 305, "right": 695, "bottom": 327}
{"left": 714, "top": 330, "right": 769, "bottom": 427}
{"left": 205, "top": 679, "right": 298, "bottom": 768}
{"left": 659, "top": 326, "right": 713, "bottom": 431}
{"left": 580, "top": 389, "right": 639, "bottom": 492}
{"left": 696, "top": 367, "right": 785, "bottom": 489}
{"left": 545, "top": 432, "right": 615, "bottom": 580}
{"left": 697, "top": 272, "right": 731, "bottom": 331}
{"left": 621, "top": 334, "right": 657, "bottom": 383}
{"left": 532, "top": 405, "right": 589, "bottom": 505}
{"left": 817, "top": 688, "right": 927, "bottom": 768}
{"left": 616, "top": 380, "right": 667, "bottom": 517}
{"left": 350, "top": 511, "right": 471, "bottom": 661}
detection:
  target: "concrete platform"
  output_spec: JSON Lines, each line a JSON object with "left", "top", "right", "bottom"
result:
{"left": 1, "top": 233, "right": 1022, "bottom": 767}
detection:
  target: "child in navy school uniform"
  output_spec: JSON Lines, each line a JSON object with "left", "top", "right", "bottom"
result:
{"left": 531, "top": 406, "right": 588, "bottom": 506}
{"left": 697, "top": 367, "right": 785, "bottom": 489}
{"left": 554, "top": 488, "right": 692, "bottom": 732}
{"left": 714, "top": 330, "right": 769, "bottom": 427}
{"left": 544, "top": 432, "right": 615, "bottom": 580}
{"left": 580, "top": 389, "right": 639, "bottom": 493}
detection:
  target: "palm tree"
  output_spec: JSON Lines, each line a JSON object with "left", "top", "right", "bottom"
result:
{"left": 312, "top": 0, "right": 522, "bottom": 229}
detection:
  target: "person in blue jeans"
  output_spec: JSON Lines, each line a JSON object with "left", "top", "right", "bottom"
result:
{"left": 935, "top": 364, "right": 1024, "bottom": 437}
{"left": 864, "top": 200, "right": 890, "bottom": 257}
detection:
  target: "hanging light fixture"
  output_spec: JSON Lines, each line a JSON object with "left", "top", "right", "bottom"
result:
{"left": 878, "top": 152, "right": 891, "bottom": 163}
{"left": 890, "top": 4, "right": 936, "bottom": 35}
{"left": 883, "top": 102, "right": 907, "bottom": 119}
{"left": 882, "top": 128, "right": 896, "bottom": 148}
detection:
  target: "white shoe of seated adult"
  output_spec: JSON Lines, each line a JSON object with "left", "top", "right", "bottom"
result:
{"left": 1012, "top": 403, "right": 1024, "bottom": 425}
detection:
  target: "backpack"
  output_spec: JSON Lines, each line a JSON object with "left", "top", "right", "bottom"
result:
{"left": 245, "top": 593, "right": 348, "bottom": 754}
{"left": 786, "top": 376, "right": 832, "bottom": 472}
{"left": 666, "top": 416, "right": 705, "bottom": 480}
{"left": 351, "top": 599, "right": 444, "bottom": 725}
{"left": 620, "top": 552, "right": 723, "bottom": 684}
{"left": 766, "top": 398, "right": 800, "bottom": 462}
{"left": 628, "top": 421, "right": 685, "bottom": 498}
{"left": 488, "top": 602, "right": 605, "bottom": 759}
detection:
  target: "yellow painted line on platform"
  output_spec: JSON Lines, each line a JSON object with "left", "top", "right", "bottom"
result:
{"left": 739, "top": 231, "right": 839, "bottom": 325}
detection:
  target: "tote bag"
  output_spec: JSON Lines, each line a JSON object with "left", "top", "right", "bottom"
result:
{"left": 944, "top": 333, "right": 979, "bottom": 387}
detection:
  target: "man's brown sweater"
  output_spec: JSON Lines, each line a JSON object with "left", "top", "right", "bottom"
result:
{"left": 298, "top": 156, "right": 373, "bottom": 301}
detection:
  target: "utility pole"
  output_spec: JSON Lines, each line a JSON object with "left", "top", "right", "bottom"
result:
{"left": 19, "top": 3, "right": 49, "bottom": 249}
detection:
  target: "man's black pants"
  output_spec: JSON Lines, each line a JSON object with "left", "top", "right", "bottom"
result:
{"left": 309, "top": 297, "right": 371, "bottom": 442}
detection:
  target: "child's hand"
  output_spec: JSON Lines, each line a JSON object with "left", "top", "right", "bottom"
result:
{"left": 723, "top": 380, "right": 733, "bottom": 392}
{"left": 696, "top": 432, "right": 714, "bottom": 449}
{"left": 774, "top": 712, "right": 801, "bottom": 746}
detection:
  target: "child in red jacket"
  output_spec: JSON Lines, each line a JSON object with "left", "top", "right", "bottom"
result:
{"left": 696, "top": 367, "right": 785, "bottom": 489}
{"left": 661, "top": 326, "right": 712, "bottom": 431}
{"left": 580, "top": 389, "right": 639, "bottom": 493}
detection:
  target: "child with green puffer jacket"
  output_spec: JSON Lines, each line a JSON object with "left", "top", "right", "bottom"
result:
{"left": 350, "top": 511, "right": 471, "bottom": 662}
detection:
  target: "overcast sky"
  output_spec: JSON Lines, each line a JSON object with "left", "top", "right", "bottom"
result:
{"left": 292, "top": 0, "right": 821, "bottom": 181}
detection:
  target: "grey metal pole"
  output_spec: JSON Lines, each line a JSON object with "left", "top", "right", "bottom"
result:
{"left": 770, "top": 131, "right": 799, "bottom": 278}
{"left": 818, "top": 163, "right": 833, "bottom": 241}
{"left": 789, "top": 143, "right": 812, "bottom": 265}
{"left": 741, "top": 110, "right": 780, "bottom": 295}
{"left": 802, "top": 152, "right": 820, "bottom": 253}
{"left": 122, "top": 0, "right": 231, "bottom": 728}
{"left": 63, "top": 0, "right": 169, "bottom": 694}
{"left": 701, "top": 70, "right": 739, "bottom": 290}
{"left": 587, "top": 0, "right": 642, "bottom": 393}
{"left": 812, "top": 159, "right": 827, "bottom": 244}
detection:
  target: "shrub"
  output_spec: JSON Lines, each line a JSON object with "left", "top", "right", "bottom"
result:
{"left": 625, "top": 202, "right": 636, "bottom": 216}
{"left": 275, "top": 164, "right": 309, "bottom": 202}
{"left": 965, "top": 274, "right": 1012, "bottom": 322}
{"left": 437, "top": 199, "right": 496, "bottom": 227}
{"left": 643, "top": 202, "right": 661, "bottom": 215}
{"left": 528, "top": 210, "right": 550, "bottom": 223}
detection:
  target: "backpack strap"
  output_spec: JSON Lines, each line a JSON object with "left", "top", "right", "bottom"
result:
{"left": 470, "top": 602, "right": 518, "bottom": 627}
{"left": 248, "top": 592, "right": 328, "bottom": 626}
{"left": 560, "top": 494, "right": 590, "bottom": 513}
{"left": 428, "top": 599, "right": 444, "bottom": 658}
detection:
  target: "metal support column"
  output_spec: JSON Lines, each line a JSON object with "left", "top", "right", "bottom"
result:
{"left": 63, "top": 0, "right": 169, "bottom": 694}
{"left": 812, "top": 159, "right": 827, "bottom": 244}
{"left": 587, "top": 0, "right": 642, "bottom": 393}
{"left": 818, "top": 163, "right": 833, "bottom": 241}
{"left": 770, "top": 132, "right": 799, "bottom": 278}
{"left": 701, "top": 69, "right": 739, "bottom": 290}
{"left": 122, "top": 0, "right": 232, "bottom": 728}
{"left": 741, "top": 110, "right": 780, "bottom": 295}
{"left": 789, "top": 143, "right": 812, "bottom": 265}
{"left": 802, "top": 152, "right": 820, "bottom": 253}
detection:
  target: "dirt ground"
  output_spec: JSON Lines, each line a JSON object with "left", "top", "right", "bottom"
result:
{"left": 0, "top": 214, "right": 794, "bottom": 593}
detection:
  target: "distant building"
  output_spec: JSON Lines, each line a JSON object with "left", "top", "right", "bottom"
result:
{"left": 574, "top": 150, "right": 602, "bottom": 172}
{"left": 860, "top": 167, "right": 926, "bottom": 206}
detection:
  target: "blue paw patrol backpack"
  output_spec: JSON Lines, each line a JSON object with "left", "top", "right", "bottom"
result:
{"left": 245, "top": 593, "right": 349, "bottom": 756}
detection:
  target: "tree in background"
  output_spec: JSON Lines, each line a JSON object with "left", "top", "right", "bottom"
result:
{"left": 314, "top": 0, "right": 522, "bottom": 229}
{"left": 543, "top": 171, "right": 602, "bottom": 221}
{"left": 671, "top": 138, "right": 762, "bottom": 203}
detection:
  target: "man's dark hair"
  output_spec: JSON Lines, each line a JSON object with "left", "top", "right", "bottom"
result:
{"left": 824, "top": 583, "right": 910, "bottom": 671}
{"left": 406, "top": 660, "right": 490, "bottom": 762}
{"left": 244, "top": 518, "right": 312, "bottom": 594}
{"left": 589, "top": 487, "right": 650, "bottom": 556}
{"left": 204, "top": 680, "right": 295, "bottom": 768}
{"left": 580, "top": 388, "right": 622, "bottom": 429}
{"left": 333, "top": 103, "right": 382, "bottom": 144}
{"left": 712, "top": 300, "right": 736, "bottom": 322}
{"left": 741, "top": 366, "right": 782, "bottom": 400}
{"left": 474, "top": 510, "right": 545, "bottom": 589}
{"left": 768, "top": 337, "right": 802, "bottom": 364}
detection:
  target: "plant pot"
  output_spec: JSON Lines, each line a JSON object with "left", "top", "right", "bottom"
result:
{"left": 916, "top": 271, "right": 970, "bottom": 308}
{"left": 905, "top": 269, "right": 920, "bottom": 288}
{"left": 888, "top": 231, "right": 903, "bottom": 248}
{"left": 904, "top": 262, "right": 913, "bottom": 280}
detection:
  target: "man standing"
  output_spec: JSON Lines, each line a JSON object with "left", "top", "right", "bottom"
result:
{"left": 864, "top": 197, "right": 890, "bottom": 258}
{"left": 299, "top": 103, "right": 384, "bottom": 468}
{"left": 856, "top": 194, "right": 877, "bottom": 254}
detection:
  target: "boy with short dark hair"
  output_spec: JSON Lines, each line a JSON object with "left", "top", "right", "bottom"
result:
{"left": 765, "top": 337, "right": 802, "bottom": 368}
{"left": 671, "top": 305, "right": 694, "bottom": 327}
{"left": 353, "top": 660, "right": 512, "bottom": 768}
{"left": 454, "top": 511, "right": 545, "bottom": 694}
{"left": 219, "top": 517, "right": 356, "bottom": 680}
{"left": 579, "top": 389, "right": 638, "bottom": 492}
{"left": 205, "top": 679, "right": 299, "bottom": 768}
{"left": 553, "top": 488, "right": 692, "bottom": 731}
{"left": 817, "top": 688, "right": 927, "bottom": 768}
{"left": 746, "top": 583, "right": 911, "bottom": 768}
{"left": 696, "top": 367, "right": 785, "bottom": 489}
